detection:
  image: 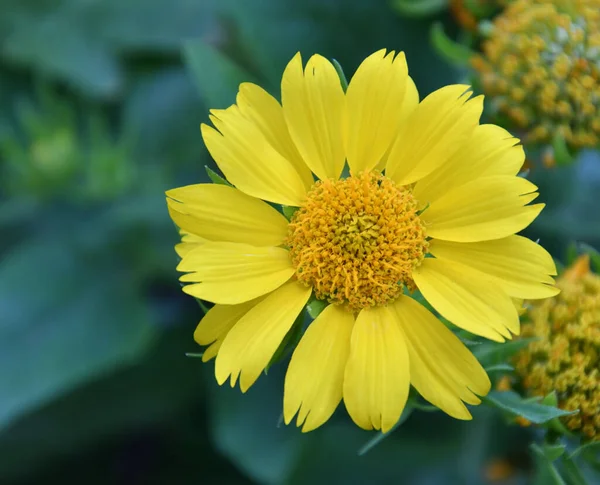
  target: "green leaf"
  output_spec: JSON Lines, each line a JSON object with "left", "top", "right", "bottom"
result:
{"left": 282, "top": 205, "right": 300, "bottom": 221}
{"left": 306, "top": 299, "right": 327, "bottom": 319}
{"left": 473, "top": 338, "right": 538, "bottom": 367}
{"left": 543, "top": 443, "right": 567, "bottom": 461}
{"left": 3, "top": 21, "right": 123, "bottom": 98}
{"left": 184, "top": 40, "right": 255, "bottom": 109}
{"left": 0, "top": 236, "right": 158, "bottom": 431}
{"left": 562, "top": 455, "right": 590, "bottom": 485}
{"left": 123, "top": 68, "right": 209, "bottom": 172}
{"left": 331, "top": 59, "right": 348, "bottom": 92}
{"left": 531, "top": 443, "right": 567, "bottom": 485}
{"left": 95, "top": 0, "right": 216, "bottom": 52}
{"left": 208, "top": 366, "right": 305, "bottom": 485}
{"left": 430, "top": 22, "right": 475, "bottom": 66}
{"left": 542, "top": 391, "right": 559, "bottom": 407}
{"left": 552, "top": 133, "right": 575, "bottom": 166}
{"left": 205, "top": 165, "right": 231, "bottom": 186}
{"left": 0, "top": 328, "right": 199, "bottom": 481}
{"left": 483, "top": 391, "right": 578, "bottom": 424}
{"left": 391, "top": 0, "right": 448, "bottom": 17}
{"left": 569, "top": 441, "right": 600, "bottom": 460}
{"left": 539, "top": 392, "right": 576, "bottom": 436}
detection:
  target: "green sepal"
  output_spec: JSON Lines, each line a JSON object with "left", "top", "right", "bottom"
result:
{"left": 552, "top": 133, "right": 575, "bottom": 166}
{"left": 306, "top": 298, "right": 328, "bottom": 320}
{"left": 459, "top": 335, "right": 483, "bottom": 347}
{"left": 391, "top": 0, "right": 448, "bottom": 17}
{"left": 483, "top": 390, "right": 578, "bottom": 424}
{"left": 194, "top": 298, "right": 210, "bottom": 314}
{"left": 416, "top": 201, "right": 430, "bottom": 216}
{"left": 430, "top": 22, "right": 475, "bottom": 66}
{"left": 331, "top": 59, "right": 348, "bottom": 92}
{"left": 205, "top": 165, "right": 232, "bottom": 186}
{"left": 282, "top": 205, "right": 299, "bottom": 221}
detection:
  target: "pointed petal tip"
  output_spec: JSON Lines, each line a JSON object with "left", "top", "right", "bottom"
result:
{"left": 380, "top": 418, "right": 398, "bottom": 434}
{"left": 215, "top": 369, "right": 228, "bottom": 386}
{"left": 454, "top": 409, "right": 474, "bottom": 421}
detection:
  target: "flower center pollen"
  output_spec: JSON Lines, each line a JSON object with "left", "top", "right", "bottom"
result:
{"left": 286, "top": 172, "right": 429, "bottom": 311}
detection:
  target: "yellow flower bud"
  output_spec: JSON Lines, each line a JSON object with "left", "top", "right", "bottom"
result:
{"left": 471, "top": 0, "right": 600, "bottom": 152}
{"left": 515, "top": 255, "right": 600, "bottom": 441}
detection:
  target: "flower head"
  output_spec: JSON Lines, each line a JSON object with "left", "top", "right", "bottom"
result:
{"left": 287, "top": 171, "right": 429, "bottom": 310}
{"left": 515, "top": 254, "right": 600, "bottom": 441}
{"left": 167, "top": 50, "right": 558, "bottom": 433}
{"left": 472, "top": 0, "right": 600, "bottom": 149}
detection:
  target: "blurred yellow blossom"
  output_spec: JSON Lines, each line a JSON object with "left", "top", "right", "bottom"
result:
{"left": 472, "top": 0, "right": 600, "bottom": 150}
{"left": 515, "top": 254, "right": 600, "bottom": 441}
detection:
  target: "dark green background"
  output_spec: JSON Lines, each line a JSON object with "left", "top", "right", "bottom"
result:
{"left": 1, "top": 0, "right": 598, "bottom": 483}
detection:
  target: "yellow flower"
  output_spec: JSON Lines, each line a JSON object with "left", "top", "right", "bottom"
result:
{"left": 515, "top": 254, "right": 600, "bottom": 441}
{"left": 472, "top": 0, "right": 600, "bottom": 150}
{"left": 167, "top": 50, "right": 559, "bottom": 433}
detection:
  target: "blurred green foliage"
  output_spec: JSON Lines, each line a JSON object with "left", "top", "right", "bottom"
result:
{"left": 1, "top": 0, "right": 599, "bottom": 484}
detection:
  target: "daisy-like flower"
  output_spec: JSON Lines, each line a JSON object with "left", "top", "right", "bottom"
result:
{"left": 167, "top": 50, "right": 559, "bottom": 433}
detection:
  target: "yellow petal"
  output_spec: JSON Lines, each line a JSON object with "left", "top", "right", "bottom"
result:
{"left": 194, "top": 298, "right": 263, "bottom": 362}
{"left": 281, "top": 53, "right": 345, "bottom": 181}
{"left": 391, "top": 295, "right": 491, "bottom": 419}
{"left": 413, "top": 124, "right": 525, "bottom": 205}
{"left": 376, "top": 76, "right": 419, "bottom": 171}
{"left": 385, "top": 85, "right": 483, "bottom": 185}
{"left": 513, "top": 298, "right": 526, "bottom": 316}
{"left": 201, "top": 105, "right": 307, "bottom": 205}
{"left": 284, "top": 304, "right": 354, "bottom": 432}
{"left": 428, "top": 236, "right": 559, "bottom": 299}
{"left": 178, "top": 242, "right": 295, "bottom": 304}
{"left": 202, "top": 341, "right": 221, "bottom": 362}
{"left": 422, "top": 175, "right": 544, "bottom": 242}
{"left": 175, "top": 232, "right": 207, "bottom": 258}
{"left": 167, "top": 184, "right": 290, "bottom": 246}
{"left": 413, "top": 258, "right": 519, "bottom": 342}
{"left": 215, "top": 280, "right": 311, "bottom": 391}
{"left": 345, "top": 50, "right": 411, "bottom": 173}
{"left": 236, "top": 83, "right": 314, "bottom": 191}
{"left": 343, "top": 306, "right": 410, "bottom": 432}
